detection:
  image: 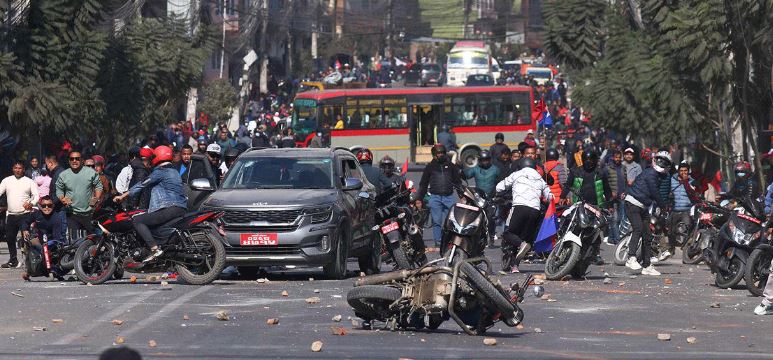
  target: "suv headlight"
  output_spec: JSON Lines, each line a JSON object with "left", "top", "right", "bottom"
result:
{"left": 304, "top": 205, "right": 333, "bottom": 224}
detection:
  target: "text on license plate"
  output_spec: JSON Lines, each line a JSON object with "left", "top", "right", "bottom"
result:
{"left": 240, "top": 233, "right": 278, "bottom": 246}
{"left": 381, "top": 222, "right": 400, "bottom": 234}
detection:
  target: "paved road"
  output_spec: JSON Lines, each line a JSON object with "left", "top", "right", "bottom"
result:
{"left": 0, "top": 240, "right": 772, "bottom": 360}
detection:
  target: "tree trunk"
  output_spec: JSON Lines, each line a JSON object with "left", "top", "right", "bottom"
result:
{"left": 258, "top": 0, "right": 268, "bottom": 94}
{"left": 285, "top": 0, "right": 294, "bottom": 77}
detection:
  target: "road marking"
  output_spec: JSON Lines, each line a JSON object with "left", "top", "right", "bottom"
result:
{"left": 118, "top": 286, "right": 211, "bottom": 339}
{"left": 53, "top": 290, "right": 156, "bottom": 345}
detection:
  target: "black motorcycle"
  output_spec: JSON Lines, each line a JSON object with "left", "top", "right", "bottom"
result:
{"left": 441, "top": 184, "right": 491, "bottom": 264}
{"left": 74, "top": 208, "right": 227, "bottom": 285}
{"left": 372, "top": 181, "right": 427, "bottom": 270}
{"left": 705, "top": 203, "right": 766, "bottom": 288}
{"left": 545, "top": 201, "right": 608, "bottom": 279}
{"left": 745, "top": 234, "right": 773, "bottom": 297}
{"left": 21, "top": 230, "right": 83, "bottom": 281}
{"left": 681, "top": 201, "right": 730, "bottom": 264}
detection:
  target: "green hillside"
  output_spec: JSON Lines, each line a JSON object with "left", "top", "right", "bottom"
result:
{"left": 418, "top": 0, "right": 465, "bottom": 39}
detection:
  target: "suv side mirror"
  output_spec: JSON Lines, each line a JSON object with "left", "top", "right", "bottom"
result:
{"left": 191, "top": 178, "right": 214, "bottom": 191}
{"left": 342, "top": 178, "right": 363, "bottom": 191}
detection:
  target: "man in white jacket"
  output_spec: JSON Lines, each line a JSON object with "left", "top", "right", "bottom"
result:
{"left": 0, "top": 161, "right": 39, "bottom": 268}
{"left": 495, "top": 157, "right": 552, "bottom": 273}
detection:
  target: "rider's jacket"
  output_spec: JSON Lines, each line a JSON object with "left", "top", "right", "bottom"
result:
{"left": 128, "top": 163, "right": 187, "bottom": 213}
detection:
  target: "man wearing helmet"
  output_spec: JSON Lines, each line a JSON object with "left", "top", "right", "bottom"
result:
{"left": 417, "top": 144, "right": 462, "bottom": 247}
{"left": 114, "top": 146, "right": 188, "bottom": 263}
{"left": 464, "top": 150, "right": 500, "bottom": 247}
{"left": 357, "top": 148, "right": 386, "bottom": 194}
{"left": 623, "top": 150, "right": 671, "bottom": 276}
{"left": 378, "top": 156, "right": 404, "bottom": 190}
{"left": 729, "top": 161, "right": 762, "bottom": 215}
{"left": 495, "top": 156, "right": 553, "bottom": 273}
{"left": 489, "top": 133, "right": 510, "bottom": 162}
{"left": 543, "top": 148, "right": 566, "bottom": 204}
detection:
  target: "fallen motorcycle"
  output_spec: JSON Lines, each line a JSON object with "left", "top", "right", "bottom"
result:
{"left": 545, "top": 201, "right": 608, "bottom": 280}
{"left": 681, "top": 201, "right": 730, "bottom": 264}
{"left": 74, "top": 208, "right": 227, "bottom": 285}
{"left": 21, "top": 231, "right": 83, "bottom": 281}
{"left": 347, "top": 257, "right": 542, "bottom": 335}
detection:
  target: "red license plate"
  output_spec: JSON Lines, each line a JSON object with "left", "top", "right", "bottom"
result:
{"left": 240, "top": 233, "right": 278, "bottom": 246}
{"left": 381, "top": 222, "right": 400, "bottom": 234}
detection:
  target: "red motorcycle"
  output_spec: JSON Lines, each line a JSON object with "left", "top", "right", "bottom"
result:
{"left": 73, "top": 208, "right": 227, "bottom": 285}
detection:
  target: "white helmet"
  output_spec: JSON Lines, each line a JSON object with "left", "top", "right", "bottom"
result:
{"left": 653, "top": 150, "right": 672, "bottom": 173}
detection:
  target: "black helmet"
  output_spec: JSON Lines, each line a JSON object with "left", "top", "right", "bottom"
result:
{"left": 224, "top": 148, "right": 239, "bottom": 161}
{"left": 431, "top": 144, "right": 447, "bottom": 157}
{"left": 495, "top": 133, "right": 504, "bottom": 141}
{"left": 519, "top": 157, "right": 536, "bottom": 170}
{"left": 546, "top": 148, "right": 559, "bottom": 161}
{"left": 379, "top": 155, "right": 396, "bottom": 173}
{"left": 581, "top": 148, "right": 599, "bottom": 170}
{"left": 479, "top": 150, "right": 492, "bottom": 169}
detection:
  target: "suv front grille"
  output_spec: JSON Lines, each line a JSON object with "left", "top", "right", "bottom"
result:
{"left": 224, "top": 225, "right": 299, "bottom": 233}
{"left": 223, "top": 209, "right": 302, "bottom": 224}
{"left": 227, "top": 246, "right": 301, "bottom": 256}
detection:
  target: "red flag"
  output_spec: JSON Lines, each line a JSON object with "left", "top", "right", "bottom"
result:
{"left": 401, "top": 157, "right": 409, "bottom": 176}
{"left": 532, "top": 98, "right": 546, "bottom": 122}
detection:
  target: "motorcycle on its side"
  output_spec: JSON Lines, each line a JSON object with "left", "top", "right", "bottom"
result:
{"left": 544, "top": 201, "right": 609, "bottom": 280}
{"left": 21, "top": 229, "right": 83, "bottom": 281}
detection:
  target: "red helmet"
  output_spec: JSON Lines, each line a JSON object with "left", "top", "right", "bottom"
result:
{"left": 139, "top": 147, "right": 154, "bottom": 159}
{"left": 151, "top": 146, "right": 173, "bottom": 167}
{"left": 356, "top": 148, "right": 373, "bottom": 164}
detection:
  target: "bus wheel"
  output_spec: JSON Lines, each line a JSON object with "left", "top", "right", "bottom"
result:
{"left": 460, "top": 148, "right": 480, "bottom": 169}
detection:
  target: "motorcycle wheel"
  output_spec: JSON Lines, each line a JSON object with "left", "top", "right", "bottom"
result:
{"left": 715, "top": 256, "right": 745, "bottom": 288}
{"left": 175, "top": 230, "right": 226, "bottom": 285}
{"left": 389, "top": 241, "right": 413, "bottom": 270}
{"left": 347, "top": 285, "right": 401, "bottom": 322}
{"left": 613, "top": 234, "right": 631, "bottom": 266}
{"left": 459, "top": 262, "right": 517, "bottom": 327}
{"left": 681, "top": 231, "right": 705, "bottom": 265}
{"left": 427, "top": 314, "right": 443, "bottom": 330}
{"left": 744, "top": 249, "right": 771, "bottom": 297}
{"left": 74, "top": 239, "right": 117, "bottom": 285}
{"left": 544, "top": 241, "right": 581, "bottom": 280}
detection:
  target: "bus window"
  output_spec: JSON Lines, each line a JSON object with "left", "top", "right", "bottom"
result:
{"left": 446, "top": 95, "right": 475, "bottom": 126}
{"left": 382, "top": 96, "right": 408, "bottom": 129}
{"left": 513, "top": 93, "right": 531, "bottom": 125}
{"left": 355, "top": 98, "right": 382, "bottom": 128}
{"left": 293, "top": 98, "right": 318, "bottom": 136}
{"left": 322, "top": 104, "right": 343, "bottom": 128}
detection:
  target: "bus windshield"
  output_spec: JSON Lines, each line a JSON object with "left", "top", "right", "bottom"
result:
{"left": 527, "top": 70, "right": 553, "bottom": 80}
{"left": 293, "top": 98, "right": 318, "bottom": 135}
{"left": 448, "top": 51, "right": 488, "bottom": 67}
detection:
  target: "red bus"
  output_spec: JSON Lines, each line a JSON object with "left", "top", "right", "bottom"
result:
{"left": 292, "top": 85, "right": 535, "bottom": 167}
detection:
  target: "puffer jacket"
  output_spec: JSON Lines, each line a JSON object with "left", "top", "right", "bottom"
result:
{"left": 626, "top": 167, "right": 668, "bottom": 208}
{"left": 670, "top": 175, "right": 694, "bottom": 212}
{"left": 543, "top": 160, "right": 565, "bottom": 203}
{"left": 495, "top": 167, "right": 553, "bottom": 211}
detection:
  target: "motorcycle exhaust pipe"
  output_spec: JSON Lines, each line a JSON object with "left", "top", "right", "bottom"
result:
{"left": 354, "top": 266, "right": 438, "bottom": 287}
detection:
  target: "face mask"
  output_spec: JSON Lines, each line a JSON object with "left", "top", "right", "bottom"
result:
{"left": 436, "top": 155, "right": 447, "bottom": 163}
{"left": 736, "top": 172, "right": 746, "bottom": 178}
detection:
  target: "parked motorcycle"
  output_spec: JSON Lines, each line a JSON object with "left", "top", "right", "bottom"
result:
{"left": 73, "top": 208, "right": 227, "bottom": 285}
{"left": 613, "top": 204, "right": 666, "bottom": 266}
{"left": 347, "top": 257, "right": 543, "bottom": 335}
{"left": 545, "top": 201, "right": 608, "bottom": 280}
{"left": 372, "top": 181, "right": 427, "bottom": 270}
{"left": 440, "top": 184, "right": 491, "bottom": 264}
{"left": 704, "top": 203, "right": 766, "bottom": 288}
{"left": 745, "top": 235, "right": 773, "bottom": 296}
{"left": 681, "top": 201, "right": 730, "bottom": 264}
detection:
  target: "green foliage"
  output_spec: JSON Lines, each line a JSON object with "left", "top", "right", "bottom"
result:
{"left": 198, "top": 79, "right": 239, "bottom": 124}
{"left": 542, "top": 0, "right": 607, "bottom": 71}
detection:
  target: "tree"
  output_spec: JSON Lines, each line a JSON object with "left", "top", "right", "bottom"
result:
{"left": 198, "top": 79, "right": 239, "bottom": 125}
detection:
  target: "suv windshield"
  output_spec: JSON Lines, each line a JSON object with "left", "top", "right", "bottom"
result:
{"left": 222, "top": 157, "right": 335, "bottom": 190}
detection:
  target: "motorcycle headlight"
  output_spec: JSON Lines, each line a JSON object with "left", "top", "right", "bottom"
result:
{"left": 732, "top": 228, "right": 746, "bottom": 245}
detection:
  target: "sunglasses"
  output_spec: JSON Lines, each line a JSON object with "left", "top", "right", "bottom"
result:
{"left": 39, "top": 203, "right": 54, "bottom": 209}
{"left": 207, "top": 153, "right": 221, "bottom": 158}
{"left": 69, "top": 157, "right": 81, "bottom": 161}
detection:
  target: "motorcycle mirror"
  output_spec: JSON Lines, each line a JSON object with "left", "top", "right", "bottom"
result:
{"left": 532, "top": 285, "right": 545, "bottom": 298}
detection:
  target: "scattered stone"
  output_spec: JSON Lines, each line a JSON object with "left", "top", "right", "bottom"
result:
{"left": 111, "top": 320, "right": 124, "bottom": 326}
{"left": 10, "top": 292, "right": 24, "bottom": 298}
{"left": 618, "top": 282, "right": 626, "bottom": 287}
{"left": 351, "top": 319, "right": 360, "bottom": 327}
{"left": 266, "top": 318, "right": 280, "bottom": 325}
{"left": 533, "top": 274, "right": 546, "bottom": 280}
{"left": 311, "top": 340, "right": 323, "bottom": 352}
{"left": 533, "top": 278, "right": 545, "bottom": 285}
{"left": 281, "top": 290, "right": 289, "bottom": 297}
{"left": 540, "top": 294, "right": 551, "bottom": 300}
{"left": 686, "top": 337, "right": 697, "bottom": 344}
{"left": 603, "top": 278, "right": 612, "bottom": 284}
{"left": 629, "top": 275, "right": 637, "bottom": 279}
{"left": 305, "top": 297, "right": 321, "bottom": 304}
{"left": 148, "top": 340, "right": 157, "bottom": 348}
{"left": 516, "top": 324, "right": 524, "bottom": 330}
{"left": 130, "top": 276, "right": 137, "bottom": 284}
{"left": 309, "top": 277, "right": 315, "bottom": 281}
{"left": 160, "top": 281, "right": 169, "bottom": 287}
{"left": 547, "top": 299, "right": 557, "bottom": 302}
{"left": 115, "top": 336, "right": 125, "bottom": 344}
{"left": 664, "top": 278, "right": 673, "bottom": 285}
{"left": 534, "top": 328, "right": 542, "bottom": 333}
{"left": 332, "top": 315, "right": 342, "bottom": 322}
{"left": 51, "top": 319, "right": 64, "bottom": 324}
{"left": 657, "top": 333, "right": 671, "bottom": 341}
{"left": 146, "top": 275, "right": 159, "bottom": 282}
{"left": 330, "top": 326, "right": 347, "bottom": 335}
{"left": 603, "top": 272, "right": 610, "bottom": 277}
{"left": 710, "top": 303, "right": 721, "bottom": 308}
{"left": 86, "top": 283, "right": 94, "bottom": 286}
{"left": 182, "top": 315, "right": 190, "bottom": 321}
{"left": 256, "top": 278, "right": 268, "bottom": 284}
{"left": 33, "top": 327, "right": 46, "bottom": 332}
{"left": 359, "top": 272, "right": 366, "bottom": 277}
{"left": 216, "top": 310, "right": 230, "bottom": 321}
{"left": 483, "top": 338, "right": 497, "bottom": 346}
{"left": 314, "top": 289, "right": 320, "bottom": 293}
{"left": 160, "top": 273, "right": 169, "bottom": 280}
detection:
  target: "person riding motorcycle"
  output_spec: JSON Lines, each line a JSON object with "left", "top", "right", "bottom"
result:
{"left": 624, "top": 150, "right": 671, "bottom": 276}
{"left": 113, "top": 146, "right": 188, "bottom": 263}
{"left": 559, "top": 148, "right": 612, "bottom": 265}
{"left": 464, "top": 150, "right": 500, "bottom": 247}
{"left": 379, "top": 155, "right": 404, "bottom": 190}
{"left": 357, "top": 148, "right": 387, "bottom": 194}
{"left": 729, "top": 161, "right": 763, "bottom": 218}
{"left": 495, "top": 157, "right": 553, "bottom": 273}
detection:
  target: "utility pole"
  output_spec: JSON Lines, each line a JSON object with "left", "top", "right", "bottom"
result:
{"left": 463, "top": 0, "right": 470, "bottom": 39}
{"left": 285, "top": 0, "right": 295, "bottom": 77}
{"left": 311, "top": 0, "right": 320, "bottom": 72}
{"left": 258, "top": 0, "right": 268, "bottom": 94}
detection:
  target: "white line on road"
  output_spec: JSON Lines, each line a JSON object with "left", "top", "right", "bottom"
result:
{"left": 118, "top": 286, "right": 211, "bottom": 340}
{"left": 53, "top": 290, "right": 157, "bottom": 345}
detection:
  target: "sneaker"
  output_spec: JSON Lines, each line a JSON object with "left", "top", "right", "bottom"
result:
{"left": 625, "top": 257, "right": 642, "bottom": 271}
{"left": 753, "top": 303, "right": 773, "bottom": 315}
{"left": 657, "top": 250, "right": 672, "bottom": 262}
{"left": 142, "top": 248, "right": 164, "bottom": 263}
{"left": 1, "top": 261, "right": 19, "bottom": 269}
{"left": 592, "top": 255, "right": 605, "bottom": 266}
{"left": 510, "top": 265, "right": 520, "bottom": 273}
{"left": 515, "top": 243, "right": 531, "bottom": 263}
{"left": 603, "top": 236, "right": 611, "bottom": 245}
{"left": 650, "top": 256, "right": 659, "bottom": 264}
{"left": 641, "top": 265, "right": 661, "bottom": 276}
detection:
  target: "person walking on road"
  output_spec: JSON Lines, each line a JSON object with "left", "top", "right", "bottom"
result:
{"left": 416, "top": 144, "right": 461, "bottom": 248}
{"left": 55, "top": 151, "right": 103, "bottom": 236}
{"left": 0, "top": 161, "right": 39, "bottom": 268}
{"left": 606, "top": 150, "right": 627, "bottom": 244}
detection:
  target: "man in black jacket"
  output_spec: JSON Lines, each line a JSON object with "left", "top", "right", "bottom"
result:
{"left": 416, "top": 144, "right": 461, "bottom": 247}
{"left": 489, "top": 133, "right": 510, "bottom": 161}
{"left": 624, "top": 151, "right": 671, "bottom": 276}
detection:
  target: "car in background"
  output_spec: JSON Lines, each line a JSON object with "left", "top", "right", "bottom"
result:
{"left": 404, "top": 63, "right": 444, "bottom": 87}
{"left": 465, "top": 74, "right": 494, "bottom": 86}
{"left": 194, "top": 148, "right": 380, "bottom": 279}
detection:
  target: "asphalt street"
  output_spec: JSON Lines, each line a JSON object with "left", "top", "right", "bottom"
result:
{"left": 0, "top": 240, "right": 772, "bottom": 360}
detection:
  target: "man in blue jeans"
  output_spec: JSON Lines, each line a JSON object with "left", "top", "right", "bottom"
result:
{"left": 416, "top": 144, "right": 461, "bottom": 247}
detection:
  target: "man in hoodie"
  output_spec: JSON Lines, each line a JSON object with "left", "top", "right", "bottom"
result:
{"left": 496, "top": 157, "right": 553, "bottom": 273}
